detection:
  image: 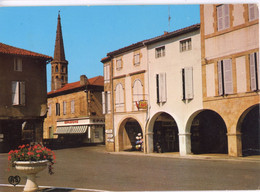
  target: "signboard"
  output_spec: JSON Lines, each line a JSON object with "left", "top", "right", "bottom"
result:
{"left": 136, "top": 100, "right": 148, "bottom": 110}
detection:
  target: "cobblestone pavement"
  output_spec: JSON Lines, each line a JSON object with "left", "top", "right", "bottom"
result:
{"left": 0, "top": 145, "right": 259, "bottom": 192}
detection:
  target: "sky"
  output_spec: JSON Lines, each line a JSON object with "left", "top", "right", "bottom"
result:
{"left": 0, "top": 4, "right": 200, "bottom": 92}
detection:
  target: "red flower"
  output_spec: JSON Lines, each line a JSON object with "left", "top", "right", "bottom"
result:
{"left": 37, "top": 154, "right": 40, "bottom": 157}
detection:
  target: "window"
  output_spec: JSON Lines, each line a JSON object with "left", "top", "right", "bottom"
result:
{"left": 217, "top": 4, "right": 230, "bottom": 31}
{"left": 63, "top": 101, "right": 66, "bottom": 115}
{"left": 12, "top": 81, "right": 25, "bottom": 105}
{"left": 115, "top": 83, "right": 124, "bottom": 112}
{"left": 155, "top": 46, "right": 165, "bottom": 58}
{"left": 48, "top": 103, "right": 52, "bottom": 116}
{"left": 156, "top": 73, "right": 167, "bottom": 103}
{"left": 102, "top": 91, "right": 111, "bottom": 114}
{"left": 218, "top": 59, "right": 233, "bottom": 95}
{"left": 116, "top": 59, "right": 122, "bottom": 70}
{"left": 249, "top": 52, "right": 259, "bottom": 91}
{"left": 248, "top": 4, "right": 259, "bottom": 22}
{"left": 104, "top": 64, "right": 110, "bottom": 83}
{"left": 14, "top": 58, "right": 22, "bottom": 72}
{"left": 55, "top": 66, "right": 58, "bottom": 72}
{"left": 134, "top": 53, "right": 140, "bottom": 65}
{"left": 55, "top": 103, "right": 60, "bottom": 116}
{"left": 180, "top": 38, "right": 192, "bottom": 52}
{"left": 71, "top": 100, "right": 75, "bottom": 114}
{"left": 133, "top": 79, "right": 143, "bottom": 110}
{"left": 182, "top": 67, "right": 194, "bottom": 100}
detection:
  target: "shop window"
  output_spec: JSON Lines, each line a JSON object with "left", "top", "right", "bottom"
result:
{"left": 12, "top": 81, "right": 25, "bottom": 105}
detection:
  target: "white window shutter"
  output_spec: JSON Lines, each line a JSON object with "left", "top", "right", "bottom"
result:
{"left": 184, "top": 67, "right": 194, "bottom": 99}
{"left": 107, "top": 91, "right": 111, "bottom": 113}
{"left": 20, "top": 82, "right": 25, "bottom": 105}
{"left": 160, "top": 73, "right": 167, "bottom": 102}
{"left": 217, "top": 5, "right": 223, "bottom": 31}
{"left": 224, "top": 4, "right": 230, "bottom": 29}
{"left": 71, "top": 100, "right": 75, "bottom": 114}
{"left": 103, "top": 66, "right": 107, "bottom": 81}
{"left": 107, "top": 65, "right": 110, "bottom": 82}
{"left": 102, "top": 92, "right": 106, "bottom": 114}
{"left": 218, "top": 61, "right": 224, "bottom": 95}
{"left": 250, "top": 53, "right": 257, "bottom": 91}
{"left": 12, "top": 81, "right": 19, "bottom": 105}
{"left": 120, "top": 84, "right": 124, "bottom": 106}
{"left": 223, "top": 59, "right": 233, "bottom": 94}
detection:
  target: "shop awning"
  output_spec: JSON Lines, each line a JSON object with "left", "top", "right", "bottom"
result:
{"left": 54, "top": 125, "right": 88, "bottom": 135}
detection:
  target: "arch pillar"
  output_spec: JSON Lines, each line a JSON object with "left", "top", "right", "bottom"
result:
{"left": 146, "top": 131, "right": 154, "bottom": 153}
{"left": 227, "top": 132, "right": 242, "bottom": 157}
{"left": 178, "top": 133, "right": 191, "bottom": 156}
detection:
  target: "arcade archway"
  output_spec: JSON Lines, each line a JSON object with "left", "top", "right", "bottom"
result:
{"left": 190, "top": 110, "right": 228, "bottom": 154}
{"left": 118, "top": 118, "right": 143, "bottom": 151}
{"left": 239, "top": 104, "right": 260, "bottom": 156}
{"left": 152, "top": 112, "right": 179, "bottom": 153}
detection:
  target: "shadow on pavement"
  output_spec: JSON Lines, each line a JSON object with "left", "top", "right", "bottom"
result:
{"left": 41, "top": 188, "right": 74, "bottom": 192}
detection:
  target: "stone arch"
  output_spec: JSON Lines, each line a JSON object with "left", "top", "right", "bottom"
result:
{"left": 237, "top": 104, "right": 260, "bottom": 156}
{"left": 147, "top": 112, "right": 179, "bottom": 153}
{"left": 118, "top": 117, "right": 143, "bottom": 152}
{"left": 189, "top": 109, "right": 228, "bottom": 154}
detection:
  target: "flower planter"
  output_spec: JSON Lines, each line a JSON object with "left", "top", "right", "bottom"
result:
{"left": 14, "top": 160, "right": 49, "bottom": 192}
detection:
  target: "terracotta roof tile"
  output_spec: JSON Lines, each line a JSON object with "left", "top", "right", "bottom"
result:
{"left": 48, "top": 75, "right": 104, "bottom": 95}
{"left": 0, "top": 42, "right": 52, "bottom": 60}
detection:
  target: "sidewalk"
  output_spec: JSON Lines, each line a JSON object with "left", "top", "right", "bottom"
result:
{"left": 109, "top": 150, "right": 260, "bottom": 163}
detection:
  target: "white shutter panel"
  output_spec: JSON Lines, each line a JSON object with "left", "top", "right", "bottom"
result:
{"left": 12, "top": 81, "right": 19, "bottom": 105}
{"left": 120, "top": 84, "right": 124, "bottom": 107}
{"left": 218, "top": 61, "right": 223, "bottom": 95}
{"left": 224, "top": 4, "right": 230, "bottom": 29}
{"left": 217, "top": 5, "right": 223, "bottom": 31}
{"left": 184, "top": 67, "right": 194, "bottom": 99}
{"left": 250, "top": 53, "right": 257, "bottom": 91}
{"left": 248, "top": 4, "right": 255, "bottom": 21}
{"left": 71, "top": 100, "right": 75, "bottom": 114}
{"left": 107, "top": 65, "right": 110, "bottom": 82}
{"left": 20, "top": 82, "right": 25, "bottom": 105}
{"left": 160, "top": 73, "right": 167, "bottom": 102}
{"left": 223, "top": 59, "right": 233, "bottom": 94}
{"left": 107, "top": 91, "right": 111, "bottom": 113}
{"left": 102, "top": 92, "right": 106, "bottom": 114}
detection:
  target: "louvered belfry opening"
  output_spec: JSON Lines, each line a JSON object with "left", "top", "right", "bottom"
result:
{"left": 190, "top": 110, "right": 228, "bottom": 154}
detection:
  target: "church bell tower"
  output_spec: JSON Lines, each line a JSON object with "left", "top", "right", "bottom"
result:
{"left": 51, "top": 12, "right": 68, "bottom": 91}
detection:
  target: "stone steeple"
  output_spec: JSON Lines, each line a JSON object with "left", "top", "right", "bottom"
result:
{"left": 51, "top": 11, "right": 68, "bottom": 91}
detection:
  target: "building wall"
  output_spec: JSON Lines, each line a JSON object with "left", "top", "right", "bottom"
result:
{"left": 201, "top": 4, "right": 259, "bottom": 156}
{"left": 147, "top": 29, "right": 202, "bottom": 155}
{"left": 0, "top": 54, "right": 47, "bottom": 118}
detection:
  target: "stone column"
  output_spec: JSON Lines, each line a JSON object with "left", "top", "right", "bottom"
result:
{"left": 146, "top": 132, "right": 154, "bottom": 153}
{"left": 178, "top": 133, "right": 191, "bottom": 156}
{"left": 227, "top": 133, "right": 242, "bottom": 157}
{"left": 34, "top": 119, "right": 44, "bottom": 143}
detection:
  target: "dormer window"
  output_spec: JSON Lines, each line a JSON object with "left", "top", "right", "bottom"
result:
{"left": 14, "top": 58, "right": 22, "bottom": 72}
{"left": 155, "top": 46, "right": 165, "bottom": 58}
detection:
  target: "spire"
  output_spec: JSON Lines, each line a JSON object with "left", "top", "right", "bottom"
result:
{"left": 53, "top": 11, "right": 67, "bottom": 63}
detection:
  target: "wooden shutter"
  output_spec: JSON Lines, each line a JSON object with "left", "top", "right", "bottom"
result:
{"left": 218, "top": 61, "right": 224, "bottom": 95}
{"left": 18, "top": 58, "right": 22, "bottom": 71}
{"left": 120, "top": 84, "right": 124, "bottom": 106}
{"left": 248, "top": 4, "right": 258, "bottom": 21}
{"left": 223, "top": 59, "right": 233, "bottom": 94}
{"left": 12, "top": 81, "right": 19, "bottom": 105}
{"left": 102, "top": 92, "right": 106, "bottom": 114}
{"left": 224, "top": 4, "right": 230, "bottom": 29}
{"left": 71, "top": 100, "right": 75, "bottom": 114}
{"left": 250, "top": 53, "right": 257, "bottom": 91}
{"left": 217, "top": 5, "right": 224, "bottom": 31}
{"left": 184, "top": 67, "right": 194, "bottom": 99}
{"left": 156, "top": 74, "right": 159, "bottom": 103}
{"left": 107, "top": 91, "right": 111, "bottom": 113}
{"left": 63, "top": 101, "right": 66, "bottom": 115}
{"left": 107, "top": 65, "right": 110, "bottom": 82}
{"left": 56, "top": 103, "right": 60, "bottom": 116}
{"left": 160, "top": 73, "right": 167, "bottom": 102}
{"left": 20, "top": 82, "right": 25, "bottom": 105}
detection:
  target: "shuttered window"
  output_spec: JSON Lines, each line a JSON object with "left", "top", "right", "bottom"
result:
{"left": 218, "top": 59, "right": 233, "bottom": 95}
{"left": 104, "top": 64, "right": 110, "bottom": 83}
{"left": 133, "top": 79, "right": 143, "bottom": 110}
{"left": 71, "top": 100, "right": 75, "bottom": 114}
{"left": 102, "top": 91, "right": 111, "bottom": 114}
{"left": 116, "top": 59, "right": 122, "bottom": 70}
{"left": 156, "top": 73, "right": 167, "bottom": 103}
{"left": 134, "top": 53, "right": 140, "bottom": 65}
{"left": 182, "top": 67, "right": 194, "bottom": 100}
{"left": 217, "top": 4, "right": 230, "bottom": 31}
{"left": 12, "top": 81, "right": 25, "bottom": 105}
{"left": 48, "top": 103, "right": 52, "bottom": 116}
{"left": 63, "top": 101, "right": 67, "bottom": 115}
{"left": 155, "top": 46, "right": 165, "bottom": 58}
{"left": 14, "top": 58, "right": 22, "bottom": 72}
{"left": 56, "top": 103, "right": 60, "bottom": 116}
{"left": 248, "top": 4, "right": 259, "bottom": 21}
{"left": 249, "top": 52, "right": 259, "bottom": 91}
{"left": 115, "top": 83, "right": 124, "bottom": 112}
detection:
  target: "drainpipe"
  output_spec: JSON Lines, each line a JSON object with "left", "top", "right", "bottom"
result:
{"left": 111, "top": 58, "right": 115, "bottom": 152}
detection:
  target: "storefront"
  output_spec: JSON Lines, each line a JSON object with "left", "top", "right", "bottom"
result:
{"left": 54, "top": 117, "right": 105, "bottom": 145}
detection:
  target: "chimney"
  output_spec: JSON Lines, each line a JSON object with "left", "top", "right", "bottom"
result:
{"left": 80, "top": 75, "right": 88, "bottom": 86}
